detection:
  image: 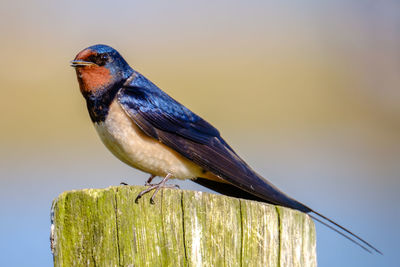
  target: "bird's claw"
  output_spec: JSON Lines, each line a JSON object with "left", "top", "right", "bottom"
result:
{"left": 135, "top": 174, "right": 178, "bottom": 204}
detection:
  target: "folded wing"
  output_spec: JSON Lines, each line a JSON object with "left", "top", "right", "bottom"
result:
{"left": 117, "top": 80, "right": 310, "bottom": 213}
{"left": 116, "top": 74, "right": 381, "bottom": 254}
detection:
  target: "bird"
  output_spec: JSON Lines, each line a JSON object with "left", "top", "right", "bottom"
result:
{"left": 71, "top": 44, "right": 381, "bottom": 254}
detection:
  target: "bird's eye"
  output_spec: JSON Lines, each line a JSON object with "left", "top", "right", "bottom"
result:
{"left": 87, "top": 54, "right": 108, "bottom": 66}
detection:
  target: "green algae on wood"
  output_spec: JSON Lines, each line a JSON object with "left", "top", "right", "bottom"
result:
{"left": 51, "top": 186, "right": 316, "bottom": 267}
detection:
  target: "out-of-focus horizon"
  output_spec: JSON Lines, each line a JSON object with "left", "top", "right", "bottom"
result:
{"left": 0, "top": 1, "right": 399, "bottom": 266}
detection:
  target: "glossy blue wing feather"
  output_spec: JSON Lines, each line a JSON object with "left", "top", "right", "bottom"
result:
{"left": 119, "top": 84, "right": 220, "bottom": 144}
{"left": 116, "top": 73, "right": 310, "bottom": 212}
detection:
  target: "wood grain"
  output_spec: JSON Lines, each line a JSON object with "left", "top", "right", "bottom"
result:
{"left": 51, "top": 186, "right": 316, "bottom": 267}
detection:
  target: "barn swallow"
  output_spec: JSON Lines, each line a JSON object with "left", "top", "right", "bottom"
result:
{"left": 71, "top": 44, "right": 381, "bottom": 254}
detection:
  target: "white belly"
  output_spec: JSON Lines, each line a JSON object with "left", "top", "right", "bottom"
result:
{"left": 94, "top": 99, "right": 205, "bottom": 180}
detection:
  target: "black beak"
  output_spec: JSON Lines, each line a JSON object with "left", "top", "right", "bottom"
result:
{"left": 70, "top": 60, "right": 97, "bottom": 67}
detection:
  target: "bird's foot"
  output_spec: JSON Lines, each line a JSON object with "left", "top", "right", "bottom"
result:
{"left": 135, "top": 173, "right": 179, "bottom": 204}
{"left": 144, "top": 174, "right": 156, "bottom": 186}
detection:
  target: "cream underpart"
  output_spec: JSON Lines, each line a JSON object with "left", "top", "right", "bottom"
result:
{"left": 94, "top": 99, "right": 207, "bottom": 180}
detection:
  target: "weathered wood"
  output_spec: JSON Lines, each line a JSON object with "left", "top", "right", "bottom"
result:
{"left": 51, "top": 186, "right": 316, "bottom": 267}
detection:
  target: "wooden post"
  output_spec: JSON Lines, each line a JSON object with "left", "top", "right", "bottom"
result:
{"left": 51, "top": 186, "right": 316, "bottom": 267}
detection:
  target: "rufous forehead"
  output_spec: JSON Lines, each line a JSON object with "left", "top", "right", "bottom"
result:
{"left": 74, "top": 49, "right": 97, "bottom": 61}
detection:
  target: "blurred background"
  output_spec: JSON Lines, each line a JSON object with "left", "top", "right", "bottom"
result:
{"left": 0, "top": 1, "right": 399, "bottom": 266}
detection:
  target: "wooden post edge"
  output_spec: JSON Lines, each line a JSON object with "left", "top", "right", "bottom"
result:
{"left": 51, "top": 185, "right": 316, "bottom": 267}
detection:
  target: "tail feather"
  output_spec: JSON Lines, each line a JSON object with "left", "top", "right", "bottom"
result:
{"left": 310, "top": 214, "right": 373, "bottom": 253}
{"left": 193, "top": 177, "right": 382, "bottom": 254}
{"left": 310, "top": 210, "right": 382, "bottom": 254}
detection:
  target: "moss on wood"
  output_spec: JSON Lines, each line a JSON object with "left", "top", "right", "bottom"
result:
{"left": 51, "top": 186, "right": 316, "bottom": 267}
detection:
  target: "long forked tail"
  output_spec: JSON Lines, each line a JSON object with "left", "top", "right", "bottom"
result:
{"left": 309, "top": 210, "right": 382, "bottom": 254}
{"left": 193, "top": 177, "right": 382, "bottom": 254}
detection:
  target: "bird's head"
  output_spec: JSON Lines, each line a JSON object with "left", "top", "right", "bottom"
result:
{"left": 71, "top": 44, "right": 133, "bottom": 97}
